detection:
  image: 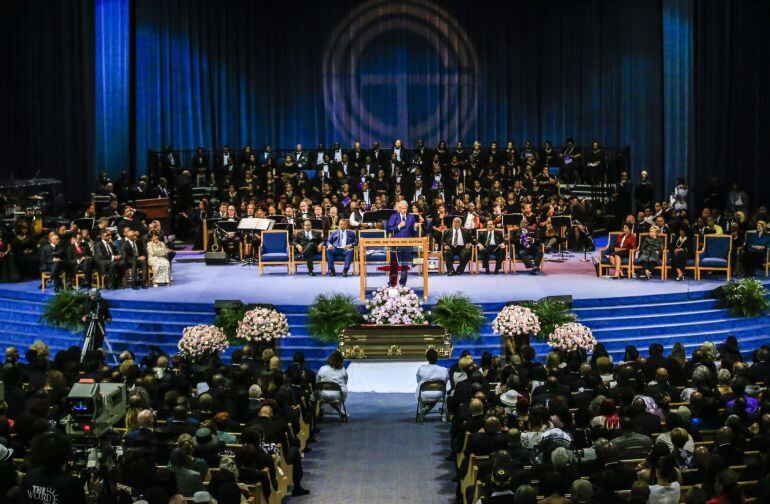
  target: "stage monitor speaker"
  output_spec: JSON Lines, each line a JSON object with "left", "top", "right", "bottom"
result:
{"left": 204, "top": 251, "right": 227, "bottom": 265}
{"left": 506, "top": 300, "right": 535, "bottom": 307}
{"left": 540, "top": 295, "right": 573, "bottom": 308}
{"left": 245, "top": 303, "right": 277, "bottom": 311}
{"left": 214, "top": 300, "right": 243, "bottom": 314}
{"left": 711, "top": 286, "right": 726, "bottom": 299}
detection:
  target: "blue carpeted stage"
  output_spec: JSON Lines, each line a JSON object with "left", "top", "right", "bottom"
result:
{"left": 2, "top": 252, "right": 770, "bottom": 376}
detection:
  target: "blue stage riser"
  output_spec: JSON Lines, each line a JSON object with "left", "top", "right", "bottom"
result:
{"left": 1, "top": 286, "right": 769, "bottom": 369}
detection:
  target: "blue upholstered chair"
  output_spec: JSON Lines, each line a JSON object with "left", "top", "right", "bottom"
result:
{"left": 258, "top": 230, "right": 292, "bottom": 274}
{"left": 697, "top": 234, "right": 732, "bottom": 281}
{"left": 357, "top": 229, "right": 388, "bottom": 273}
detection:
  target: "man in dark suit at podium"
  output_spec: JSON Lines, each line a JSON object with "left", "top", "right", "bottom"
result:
{"left": 387, "top": 200, "right": 421, "bottom": 286}
{"left": 442, "top": 217, "right": 472, "bottom": 275}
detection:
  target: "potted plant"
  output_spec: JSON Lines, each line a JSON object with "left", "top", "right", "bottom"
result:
{"left": 307, "top": 293, "right": 363, "bottom": 343}
{"left": 428, "top": 294, "right": 486, "bottom": 342}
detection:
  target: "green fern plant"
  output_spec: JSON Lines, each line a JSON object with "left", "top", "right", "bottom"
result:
{"left": 521, "top": 298, "right": 577, "bottom": 341}
{"left": 429, "top": 294, "right": 486, "bottom": 341}
{"left": 719, "top": 278, "right": 770, "bottom": 317}
{"left": 40, "top": 290, "right": 89, "bottom": 332}
{"left": 307, "top": 293, "right": 363, "bottom": 343}
{"left": 215, "top": 305, "right": 247, "bottom": 342}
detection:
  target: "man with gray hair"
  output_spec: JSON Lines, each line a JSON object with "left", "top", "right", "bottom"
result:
{"left": 386, "top": 200, "right": 422, "bottom": 285}
{"left": 442, "top": 217, "right": 472, "bottom": 275}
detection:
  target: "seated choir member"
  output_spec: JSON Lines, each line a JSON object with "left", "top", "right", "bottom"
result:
{"left": 607, "top": 223, "right": 636, "bottom": 279}
{"left": 293, "top": 219, "right": 322, "bottom": 276}
{"left": 477, "top": 219, "right": 506, "bottom": 274}
{"left": 442, "top": 217, "right": 472, "bottom": 276}
{"left": 217, "top": 204, "right": 241, "bottom": 262}
{"left": 325, "top": 218, "right": 356, "bottom": 277}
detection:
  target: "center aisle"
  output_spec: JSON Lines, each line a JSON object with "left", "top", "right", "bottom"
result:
{"left": 291, "top": 393, "right": 456, "bottom": 503}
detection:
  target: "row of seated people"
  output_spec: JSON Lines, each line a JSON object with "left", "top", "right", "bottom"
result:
{"left": 273, "top": 216, "right": 547, "bottom": 276}
{"left": 156, "top": 138, "right": 598, "bottom": 192}
{"left": 0, "top": 341, "right": 330, "bottom": 502}
{"left": 0, "top": 210, "right": 175, "bottom": 290}
{"left": 434, "top": 338, "right": 770, "bottom": 503}
{"left": 600, "top": 219, "right": 770, "bottom": 281}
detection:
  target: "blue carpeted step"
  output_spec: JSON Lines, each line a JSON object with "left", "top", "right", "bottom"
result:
{"left": 590, "top": 317, "right": 770, "bottom": 338}
{"left": 573, "top": 298, "right": 720, "bottom": 318}
{"left": 579, "top": 308, "right": 730, "bottom": 328}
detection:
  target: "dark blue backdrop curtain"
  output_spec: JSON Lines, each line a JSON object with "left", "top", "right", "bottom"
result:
{"left": 662, "top": 0, "right": 694, "bottom": 200}
{"left": 123, "top": 0, "right": 663, "bottom": 184}
{"left": 95, "top": 0, "right": 130, "bottom": 178}
{"left": 693, "top": 0, "right": 770, "bottom": 206}
{"left": 0, "top": 0, "right": 95, "bottom": 200}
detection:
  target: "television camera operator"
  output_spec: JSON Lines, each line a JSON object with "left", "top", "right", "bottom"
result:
{"left": 80, "top": 289, "right": 111, "bottom": 362}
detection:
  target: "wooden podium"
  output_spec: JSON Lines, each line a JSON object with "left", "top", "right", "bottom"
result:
{"left": 358, "top": 237, "right": 429, "bottom": 301}
{"left": 134, "top": 197, "right": 171, "bottom": 232}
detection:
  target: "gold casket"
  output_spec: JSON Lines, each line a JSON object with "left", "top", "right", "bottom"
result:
{"left": 338, "top": 324, "right": 453, "bottom": 360}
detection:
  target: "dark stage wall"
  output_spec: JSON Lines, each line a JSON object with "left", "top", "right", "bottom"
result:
{"left": 1, "top": 1, "right": 767, "bottom": 205}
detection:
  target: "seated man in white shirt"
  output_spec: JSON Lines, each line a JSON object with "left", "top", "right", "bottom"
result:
{"left": 416, "top": 348, "right": 449, "bottom": 420}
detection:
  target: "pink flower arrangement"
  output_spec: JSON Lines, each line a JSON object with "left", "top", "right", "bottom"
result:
{"left": 492, "top": 305, "right": 541, "bottom": 338}
{"left": 548, "top": 322, "right": 597, "bottom": 352}
{"left": 178, "top": 324, "right": 229, "bottom": 358}
{"left": 364, "top": 286, "right": 426, "bottom": 325}
{"left": 236, "top": 306, "right": 290, "bottom": 343}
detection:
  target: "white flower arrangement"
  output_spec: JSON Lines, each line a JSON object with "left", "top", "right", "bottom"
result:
{"left": 364, "top": 286, "right": 426, "bottom": 325}
{"left": 236, "top": 306, "right": 291, "bottom": 343}
{"left": 547, "top": 322, "right": 597, "bottom": 352}
{"left": 492, "top": 305, "right": 541, "bottom": 338}
{"left": 178, "top": 324, "right": 229, "bottom": 358}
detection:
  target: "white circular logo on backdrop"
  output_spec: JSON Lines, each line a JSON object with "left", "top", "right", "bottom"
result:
{"left": 322, "top": 0, "right": 479, "bottom": 144}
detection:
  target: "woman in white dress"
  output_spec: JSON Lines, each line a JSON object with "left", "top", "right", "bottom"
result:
{"left": 147, "top": 232, "right": 171, "bottom": 286}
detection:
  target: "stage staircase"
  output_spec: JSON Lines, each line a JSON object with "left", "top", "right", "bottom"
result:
{"left": 1, "top": 286, "right": 769, "bottom": 370}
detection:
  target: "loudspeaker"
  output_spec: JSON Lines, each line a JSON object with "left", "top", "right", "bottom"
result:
{"left": 204, "top": 251, "right": 227, "bottom": 265}
{"left": 711, "top": 286, "right": 726, "bottom": 299}
{"left": 540, "top": 295, "right": 573, "bottom": 308}
{"left": 214, "top": 300, "right": 243, "bottom": 314}
{"left": 506, "top": 300, "right": 535, "bottom": 307}
{"left": 245, "top": 303, "right": 277, "bottom": 311}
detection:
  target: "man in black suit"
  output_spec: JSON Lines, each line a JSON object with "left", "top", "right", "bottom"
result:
{"left": 123, "top": 409, "right": 158, "bottom": 455}
{"left": 749, "top": 347, "right": 770, "bottom": 384}
{"left": 459, "top": 416, "right": 507, "bottom": 477}
{"left": 121, "top": 228, "right": 148, "bottom": 288}
{"left": 151, "top": 177, "right": 171, "bottom": 199}
{"left": 477, "top": 220, "right": 506, "bottom": 274}
{"left": 631, "top": 397, "right": 662, "bottom": 437}
{"left": 293, "top": 219, "right": 321, "bottom": 276}
{"left": 39, "top": 233, "right": 65, "bottom": 291}
{"left": 442, "top": 217, "right": 472, "bottom": 275}
{"left": 93, "top": 229, "right": 123, "bottom": 289}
